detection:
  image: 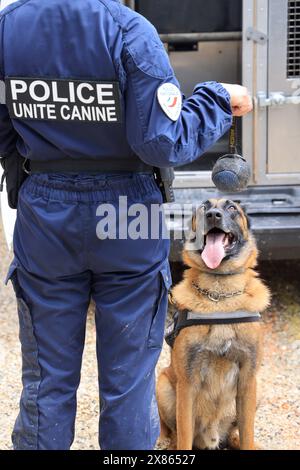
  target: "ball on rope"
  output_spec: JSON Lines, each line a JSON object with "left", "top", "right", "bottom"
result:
{"left": 212, "top": 154, "right": 251, "bottom": 192}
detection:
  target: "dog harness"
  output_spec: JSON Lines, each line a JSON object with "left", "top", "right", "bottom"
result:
{"left": 165, "top": 310, "right": 261, "bottom": 348}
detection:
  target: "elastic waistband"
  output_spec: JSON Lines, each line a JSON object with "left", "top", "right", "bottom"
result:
{"left": 24, "top": 173, "right": 161, "bottom": 203}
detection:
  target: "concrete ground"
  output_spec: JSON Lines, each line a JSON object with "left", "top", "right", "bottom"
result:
{"left": 0, "top": 222, "right": 299, "bottom": 450}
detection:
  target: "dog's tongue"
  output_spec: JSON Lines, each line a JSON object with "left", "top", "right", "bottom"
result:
{"left": 201, "top": 232, "right": 226, "bottom": 269}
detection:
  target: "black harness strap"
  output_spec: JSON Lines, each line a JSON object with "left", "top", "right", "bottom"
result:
{"left": 165, "top": 310, "right": 261, "bottom": 348}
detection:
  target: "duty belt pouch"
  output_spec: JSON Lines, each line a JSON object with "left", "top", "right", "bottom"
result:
{"left": 0, "top": 151, "right": 28, "bottom": 209}
{"left": 154, "top": 167, "right": 175, "bottom": 203}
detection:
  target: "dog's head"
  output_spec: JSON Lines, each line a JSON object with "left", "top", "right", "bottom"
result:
{"left": 183, "top": 199, "right": 258, "bottom": 273}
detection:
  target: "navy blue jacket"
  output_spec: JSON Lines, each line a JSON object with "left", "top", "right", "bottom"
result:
{"left": 0, "top": 0, "right": 232, "bottom": 168}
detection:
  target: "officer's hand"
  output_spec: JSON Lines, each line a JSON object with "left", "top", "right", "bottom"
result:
{"left": 220, "top": 83, "right": 253, "bottom": 117}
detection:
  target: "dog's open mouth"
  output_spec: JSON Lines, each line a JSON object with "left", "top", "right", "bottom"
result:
{"left": 201, "top": 228, "right": 236, "bottom": 269}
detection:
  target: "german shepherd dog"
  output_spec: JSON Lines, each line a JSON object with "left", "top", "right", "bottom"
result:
{"left": 157, "top": 199, "right": 270, "bottom": 450}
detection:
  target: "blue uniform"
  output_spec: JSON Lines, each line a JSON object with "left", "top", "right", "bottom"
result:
{"left": 0, "top": 0, "right": 232, "bottom": 450}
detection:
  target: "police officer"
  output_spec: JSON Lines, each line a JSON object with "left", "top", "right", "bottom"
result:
{"left": 0, "top": 0, "right": 252, "bottom": 450}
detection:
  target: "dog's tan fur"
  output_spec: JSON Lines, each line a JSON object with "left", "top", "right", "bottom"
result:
{"left": 157, "top": 199, "right": 270, "bottom": 450}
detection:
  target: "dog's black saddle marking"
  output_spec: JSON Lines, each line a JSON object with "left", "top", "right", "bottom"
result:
{"left": 165, "top": 310, "right": 261, "bottom": 348}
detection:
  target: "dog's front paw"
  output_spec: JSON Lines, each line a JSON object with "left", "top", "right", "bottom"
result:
{"left": 254, "top": 442, "right": 264, "bottom": 450}
{"left": 227, "top": 428, "right": 263, "bottom": 450}
{"left": 155, "top": 436, "right": 170, "bottom": 450}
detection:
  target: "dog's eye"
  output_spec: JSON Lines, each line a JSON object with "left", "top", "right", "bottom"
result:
{"left": 228, "top": 205, "right": 237, "bottom": 212}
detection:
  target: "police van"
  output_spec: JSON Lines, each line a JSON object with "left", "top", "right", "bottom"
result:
{"left": 123, "top": 0, "right": 300, "bottom": 261}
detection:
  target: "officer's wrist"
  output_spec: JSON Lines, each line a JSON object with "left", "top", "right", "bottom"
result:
{"left": 193, "top": 81, "right": 232, "bottom": 112}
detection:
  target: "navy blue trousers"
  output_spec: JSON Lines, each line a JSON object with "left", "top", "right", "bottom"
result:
{"left": 6, "top": 173, "right": 171, "bottom": 450}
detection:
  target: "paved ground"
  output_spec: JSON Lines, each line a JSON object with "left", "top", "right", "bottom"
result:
{"left": 0, "top": 222, "right": 299, "bottom": 450}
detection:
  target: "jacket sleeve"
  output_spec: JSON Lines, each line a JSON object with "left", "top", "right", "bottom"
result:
{"left": 0, "top": 16, "right": 18, "bottom": 158}
{"left": 122, "top": 10, "right": 233, "bottom": 168}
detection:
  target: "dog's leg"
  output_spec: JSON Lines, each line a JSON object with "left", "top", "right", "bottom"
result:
{"left": 236, "top": 366, "right": 257, "bottom": 450}
{"left": 176, "top": 380, "right": 194, "bottom": 450}
{"left": 157, "top": 370, "right": 176, "bottom": 443}
{"left": 167, "top": 433, "right": 177, "bottom": 451}
{"left": 159, "top": 414, "right": 171, "bottom": 440}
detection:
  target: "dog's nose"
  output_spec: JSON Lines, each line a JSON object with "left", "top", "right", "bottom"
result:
{"left": 206, "top": 209, "right": 223, "bottom": 223}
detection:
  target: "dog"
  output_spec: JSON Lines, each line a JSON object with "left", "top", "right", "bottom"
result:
{"left": 157, "top": 199, "right": 270, "bottom": 450}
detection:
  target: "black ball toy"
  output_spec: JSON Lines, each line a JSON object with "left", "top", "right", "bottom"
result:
{"left": 211, "top": 117, "right": 251, "bottom": 192}
{"left": 212, "top": 153, "right": 251, "bottom": 192}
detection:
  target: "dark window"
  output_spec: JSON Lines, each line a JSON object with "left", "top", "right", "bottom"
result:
{"left": 135, "top": 0, "right": 242, "bottom": 34}
{"left": 287, "top": 0, "right": 300, "bottom": 78}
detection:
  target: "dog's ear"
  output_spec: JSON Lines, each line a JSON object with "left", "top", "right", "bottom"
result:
{"left": 246, "top": 214, "right": 252, "bottom": 229}
{"left": 191, "top": 214, "right": 197, "bottom": 233}
{"left": 240, "top": 204, "right": 252, "bottom": 229}
{"left": 186, "top": 206, "right": 198, "bottom": 235}
{"left": 186, "top": 214, "right": 196, "bottom": 243}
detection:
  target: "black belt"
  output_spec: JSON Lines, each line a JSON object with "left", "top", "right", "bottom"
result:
{"left": 165, "top": 309, "right": 261, "bottom": 348}
{"left": 26, "top": 158, "right": 153, "bottom": 174}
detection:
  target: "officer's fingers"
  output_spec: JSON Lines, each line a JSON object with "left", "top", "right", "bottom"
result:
{"left": 232, "top": 96, "right": 253, "bottom": 116}
{"left": 243, "top": 95, "right": 253, "bottom": 112}
{"left": 232, "top": 107, "right": 247, "bottom": 117}
{"left": 232, "top": 106, "right": 252, "bottom": 117}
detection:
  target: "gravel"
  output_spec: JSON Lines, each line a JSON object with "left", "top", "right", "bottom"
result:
{"left": 0, "top": 221, "right": 299, "bottom": 450}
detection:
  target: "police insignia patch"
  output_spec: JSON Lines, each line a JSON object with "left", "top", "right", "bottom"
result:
{"left": 157, "top": 83, "right": 182, "bottom": 122}
{"left": 5, "top": 77, "right": 122, "bottom": 123}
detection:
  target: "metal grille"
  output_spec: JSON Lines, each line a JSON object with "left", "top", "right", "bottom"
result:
{"left": 287, "top": 0, "right": 300, "bottom": 78}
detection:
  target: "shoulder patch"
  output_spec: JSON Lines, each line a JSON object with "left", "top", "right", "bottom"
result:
{"left": 157, "top": 83, "right": 182, "bottom": 122}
